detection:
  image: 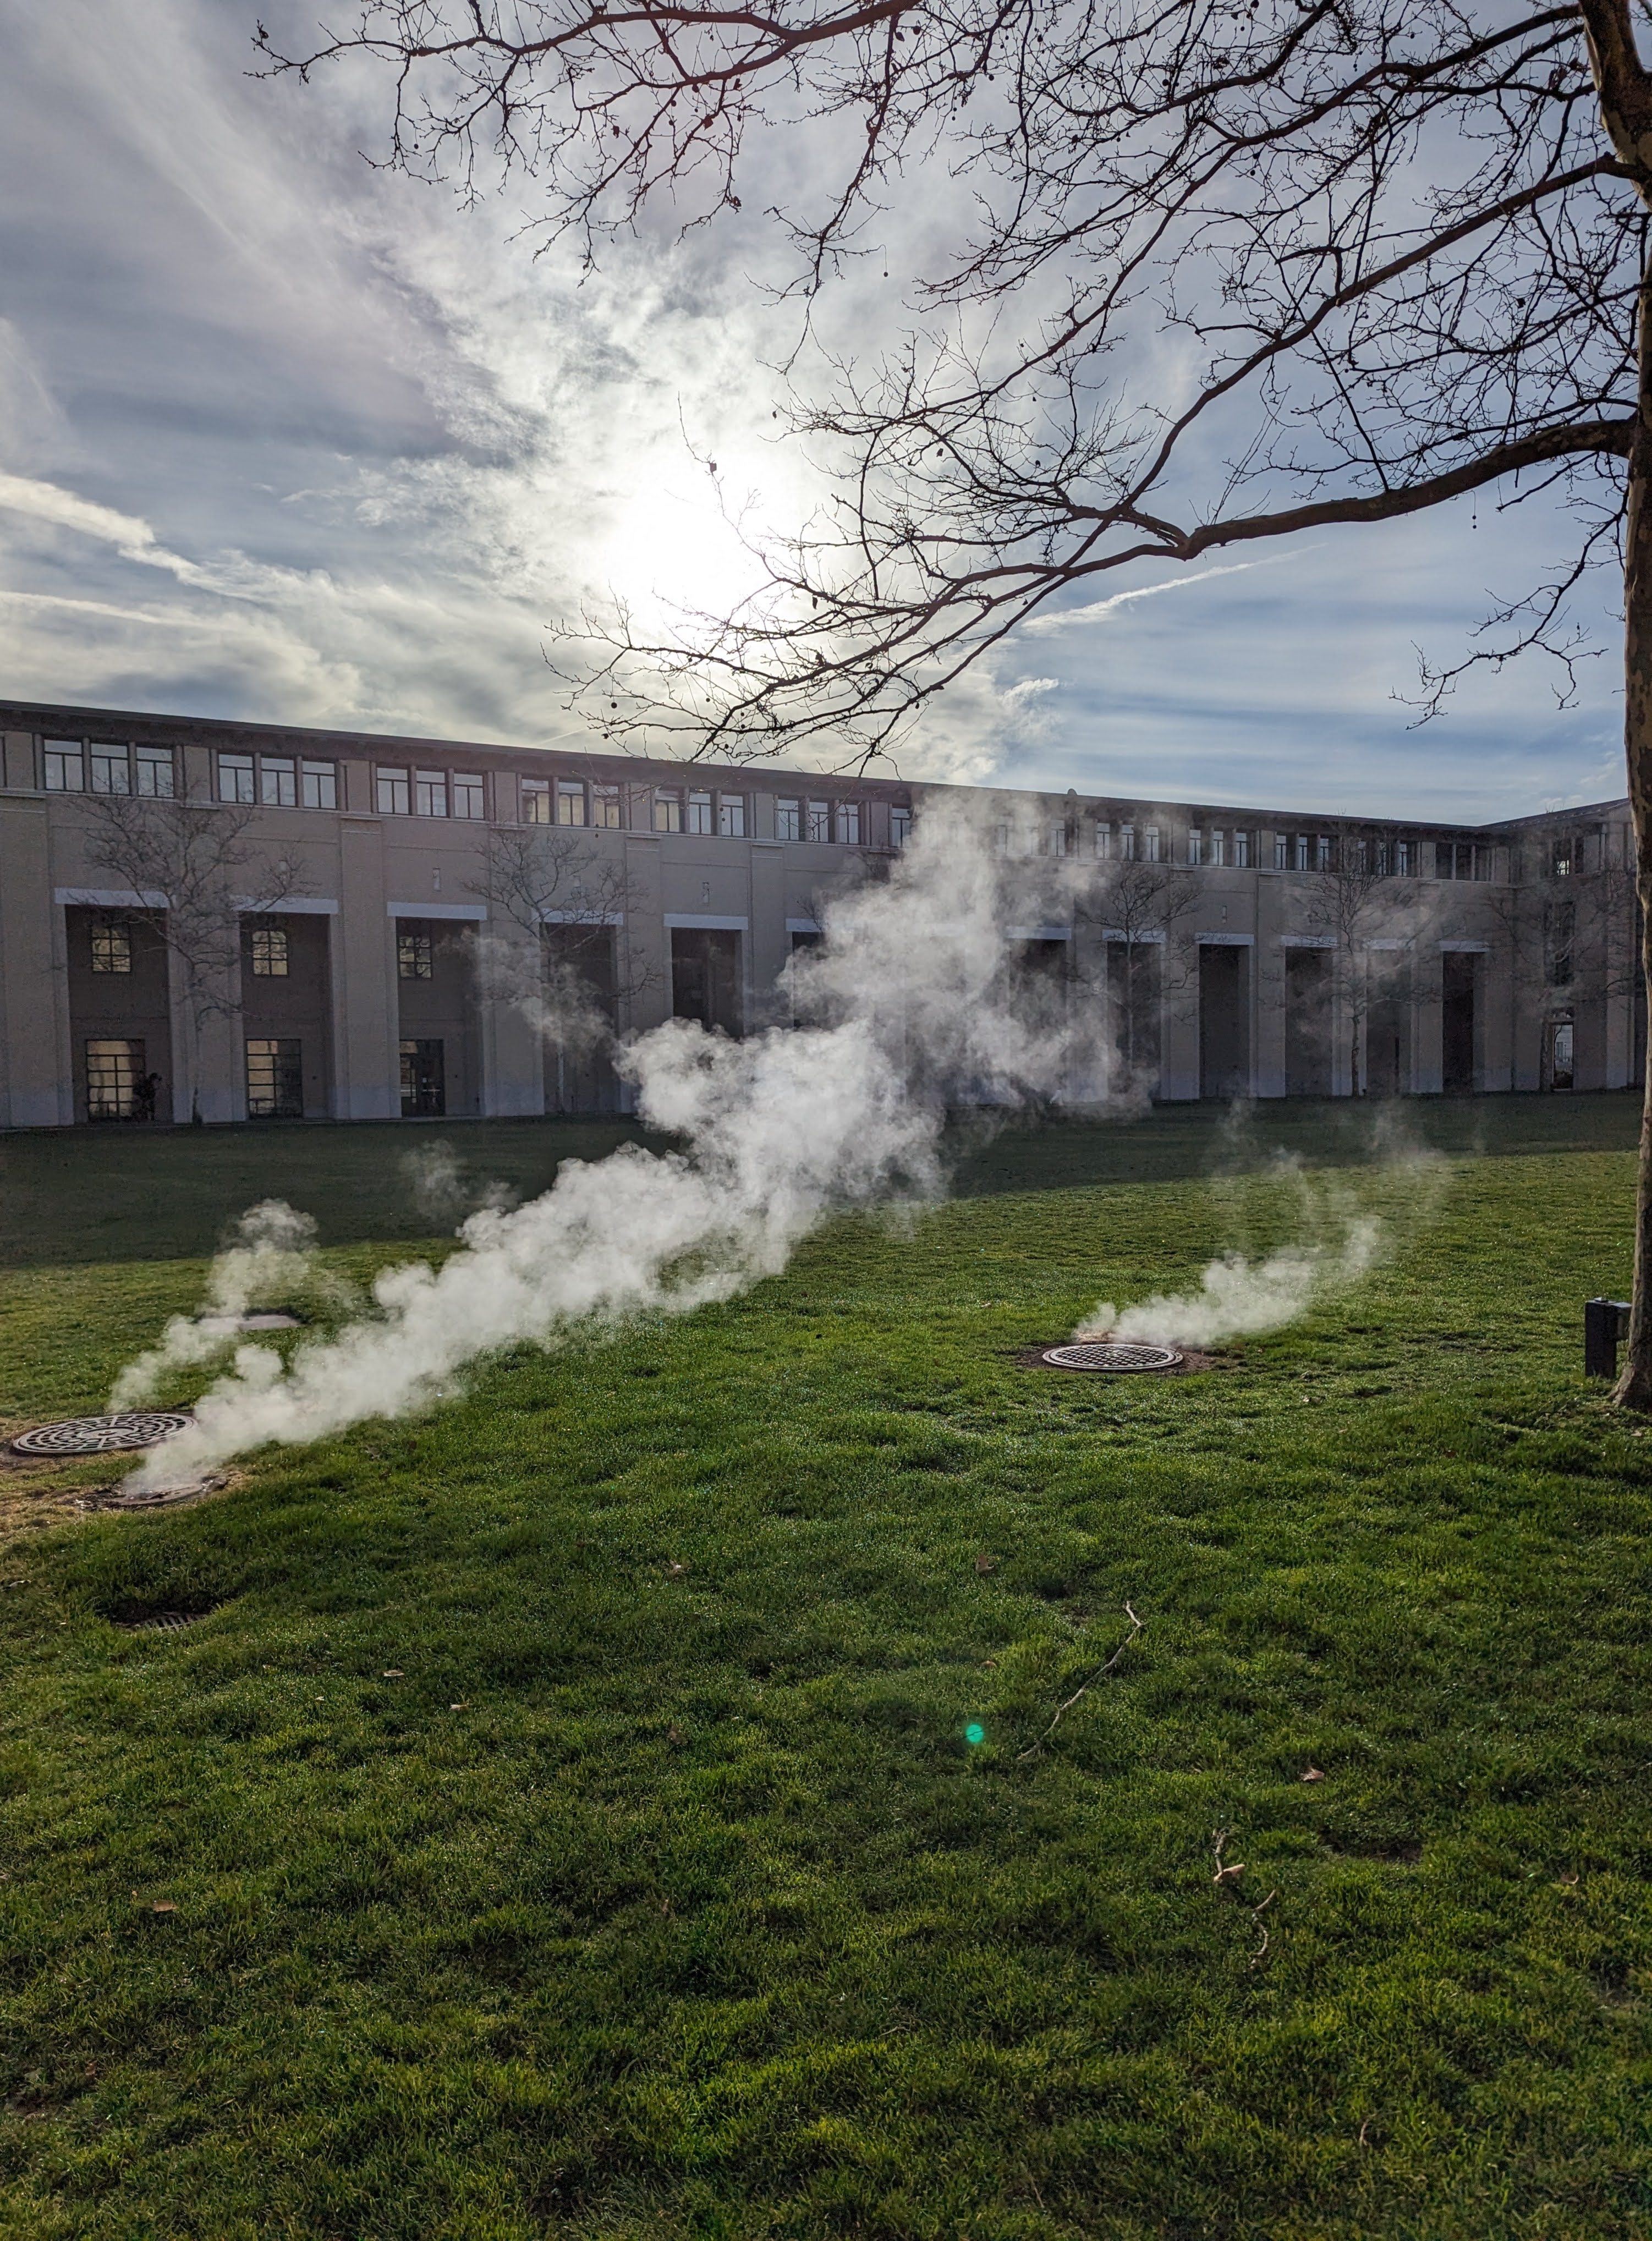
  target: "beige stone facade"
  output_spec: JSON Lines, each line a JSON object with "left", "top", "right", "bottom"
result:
{"left": 0, "top": 698, "right": 1638, "bottom": 1126}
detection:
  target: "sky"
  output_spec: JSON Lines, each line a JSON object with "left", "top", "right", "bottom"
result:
{"left": 0, "top": 0, "right": 1630, "bottom": 823}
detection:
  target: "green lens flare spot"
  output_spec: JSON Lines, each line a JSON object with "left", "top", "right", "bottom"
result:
{"left": 964, "top": 1722, "right": 985, "bottom": 1746}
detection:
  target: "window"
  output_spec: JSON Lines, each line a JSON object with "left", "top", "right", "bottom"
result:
{"left": 1144, "top": 825, "right": 1161, "bottom": 863}
{"left": 1121, "top": 823, "right": 1137, "bottom": 861}
{"left": 1551, "top": 834, "right": 1576, "bottom": 878}
{"left": 806, "top": 800, "right": 831, "bottom": 843}
{"left": 43, "top": 739, "right": 84, "bottom": 792}
{"left": 686, "top": 789, "right": 714, "bottom": 834}
{"left": 1209, "top": 831, "right": 1224, "bottom": 867}
{"left": 1274, "top": 833, "right": 1289, "bottom": 871}
{"left": 1295, "top": 834, "right": 1309, "bottom": 872}
{"left": 777, "top": 798, "right": 802, "bottom": 841}
{"left": 246, "top": 1038, "right": 303, "bottom": 1119}
{"left": 219, "top": 753, "right": 256, "bottom": 805}
{"left": 260, "top": 756, "right": 297, "bottom": 808}
{"left": 837, "top": 802, "right": 861, "bottom": 845}
{"left": 1396, "top": 838, "right": 1412, "bottom": 876}
{"left": 653, "top": 790, "right": 682, "bottom": 833}
{"left": 1187, "top": 830, "right": 1204, "bottom": 866}
{"left": 399, "top": 1038, "right": 445, "bottom": 1117}
{"left": 1094, "top": 821, "right": 1111, "bottom": 860}
{"left": 891, "top": 806, "right": 913, "bottom": 849}
{"left": 136, "top": 745, "right": 174, "bottom": 798}
{"left": 522, "top": 778, "right": 552, "bottom": 825}
{"left": 1233, "top": 831, "right": 1250, "bottom": 869}
{"left": 557, "top": 780, "right": 586, "bottom": 827}
{"left": 1049, "top": 821, "right": 1069, "bottom": 857}
{"left": 1352, "top": 837, "right": 1368, "bottom": 873}
{"left": 1376, "top": 839, "right": 1391, "bottom": 876}
{"left": 398, "top": 928, "right": 433, "bottom": 980}
{"left": 301, "top": 759, "right": 336, "bottom": 810}
{"left": 86, "top": 1039, "right": 143, "bottom": 1121}
{"left": 376, "top": 767, "right": 411, "bottom": 815}
{"left": 416, "top": 769, "right": 448, "bottom": 818}
{"left": 90, "top": 919, "right": 132, "bottom": 974}
{"left": 992, "top": 822, "right": 1011, "bottom": 853}
{"left": 250, "top": 925, "right": 289, "bottom": 977}
{"left": 450, "top": 773, "right": 485, "bottom": 820}
{"left": 89, "top": 744, "right": 129, "bottom": 795}
{"left": 1550, "top": 1017, "right": 1575, "bottom": 1091}
{"left": 718, "top": 795, "right": 746, "bottom": 838}
{"left": 591, "top": 783, "right": 622, "bottom": 829}
{"left": 1316, "top": 834, "right": 1332, "bottom": 871}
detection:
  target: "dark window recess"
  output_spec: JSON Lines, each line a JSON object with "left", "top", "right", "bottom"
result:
{"left": 246, "top": 1039, "right": 303, "bottom": 1118}
{"left": 1199, "top": 944, "right": 1249, "bottom": 1099}
{"left": 1284, "top": 949, "right": 1331, "bottom": 1096}
{"left": 250, "top": 926, "right": 289, "bottom": 977}
{"left": 398, "top": 930, "right": 433, "bottom": 980}
{"left": 671, "top": 929, "right": 742, "bottom": 1036}
{"left": 400, "top": 1039, "right": 446, "bottom": 1116}
{"left": 1442, "top": 953, "right": 1477, "bottom": 1091}
{"left": 1107, "top": 941, "right": 1160, "bottom": 1078}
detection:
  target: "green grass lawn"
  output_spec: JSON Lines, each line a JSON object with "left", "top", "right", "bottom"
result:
{"left": 0, "top": 1098, "right": 1649, "bottom": 2237}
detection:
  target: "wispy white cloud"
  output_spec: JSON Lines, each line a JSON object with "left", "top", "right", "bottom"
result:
{"left": 1022, "top": 550, "right": 1308, "bottom": 634}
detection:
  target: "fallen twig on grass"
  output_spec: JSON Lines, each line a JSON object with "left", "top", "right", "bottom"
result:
{"left": 1212, "top": 1828, "right": 1245, "bottom": 1886}
{"left": 1017, "top": 1602, "right": 1144, "bottom": 1762}
{"left": 1248, "top": 1888, "right": 1276, "bottom": 1968}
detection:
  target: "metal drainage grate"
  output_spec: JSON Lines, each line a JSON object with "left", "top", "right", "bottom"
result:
{"left": 116, "top": 1611, "right": 202, "bottom": 1634}
{"left": 12, "top": 1411, "right": 192, "bottom": 1458}
{"left": 1041, "top": 1341, "right": 1184, "bottom": 1374}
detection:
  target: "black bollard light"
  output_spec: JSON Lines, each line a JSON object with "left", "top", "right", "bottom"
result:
{"left": 1584, "top": 1297, "right": 1632, "bottom": 1380}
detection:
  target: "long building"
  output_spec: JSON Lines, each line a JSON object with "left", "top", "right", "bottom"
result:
{"left": 0, "top": 697, "right": 1639, "bottom": 1127}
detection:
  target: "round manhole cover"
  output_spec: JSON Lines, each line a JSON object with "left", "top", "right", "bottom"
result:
{"left": 1041, "top": 1342, "right": 1183, "bottom": 1374}
{"left": 12, "top": 1411, "right": 193, "bottom": 1457}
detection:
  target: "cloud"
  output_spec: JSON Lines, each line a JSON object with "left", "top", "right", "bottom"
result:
{"left": 1023, "top": 552, "right": 1307, "bottom": 635}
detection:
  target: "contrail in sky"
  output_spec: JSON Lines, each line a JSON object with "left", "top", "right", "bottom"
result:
{"left": 1023, "top": 548, "right": 1311, "bottom": 634}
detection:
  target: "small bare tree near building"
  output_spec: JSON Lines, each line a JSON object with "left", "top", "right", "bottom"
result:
{"left": 1074, "top": 858, "right": 1197, "bottom": 1082}
{"left": 1305, "top": 852, "right": 1421, "bottom": 1096}
{"left": 81, "top": 790, "right": 305, "bottom": 1125}
{"left": 466, "top": 822, "right": 659, "bottom": 1064}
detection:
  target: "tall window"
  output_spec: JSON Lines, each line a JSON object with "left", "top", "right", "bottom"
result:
{"left": 891, "top": 806, "right": 913, "bottom": 849}
{"left": 246, "top": 1039, "right": 303, "bottom": 1119}
{"left": 1551, "top": 834, "right": 1577, "bottom": 877}
{"left": 301, "top": 760, "right": 336, "bottom": 810}
{"left": 86, "top": 1040, "right": 142, "bottom": 1121}
{"left": 592, "top": 783, "right": 622, "bottom": 828}
{"left": 90, "top": 920, "right": 133, "bottom": 974}
{"left": 1396, "top": 838, "right": 1412, "bottom": 875}
{"left": 1295, "top": 834, "right": 1310, "bottom": 872}
{"left": 452, "top": 773, "right": 485, "bottom": 820}
{"left": 250, "top": 925, "right": 289, "bottom": 977}
{"left": 718, "top": 795, "right": 746, "bottom": 838}
{"left": 416, "top": 769, "right": 448, "bottom": 818}
{"left": 1187, "top": 829, "right": 1203, "bottom": 866}
{"left": 1144, "top": 825, "right": 1161, "bottom": 863}
{"left": 1050, "top": 821, "right": 1069, "bottom": 856}
{"left": 1208, "top": 831, "right": 1224, "bottom": 867}
{"left": 397, "top": 928, "right": 433, "bottom": 980}
{"left": 653, "top": 790, "right": 682, "bottom": 833}
{"left": 1274, "top": 833, "right": 1289, "bottom": 871}
{"left": 557, "top": 780, "right": 586, "bottom": 826}
{"left": 1094, "top": 821, "right": 1111, "bottom": 860}
{"left": 837, "top": 802, "right": 861, "bottom": 845}
{"left": 522, "top": 779, "right": 551, "bottom": 825}
{"left": 992, "top": 822, "right": 1011, "bottom": 853}
{"left": 43, "top": 739, "right": 84, "bottom": 792}
{"left": 1376, "top": 839, "right": 1391, "bottom": 876}
{"left": 1233, "top": 831, "right": 1250, "bottom": 869}
{"left": 261, "top": 756, "right": 298, "bottom": 808}
{"left": 136, "top": 745, "right": 175, "bottom": 798}
{"left": 376, "top": 767, "right": 411, "bottom": 815}
{"left": 1316, "top": 834, "right": 1332, "bottom": 871}
{"left": 806, "top": 800, "right": 831, "bottom": 842}
{"left": 220, "top": 753, "right": 256, "bottom": 805}
{"left": 89, "top": 744, "right": 129, "bottom": 795}
{"left": 686, "top": 789, "right": 714, "bottom": 834}
{"left": 776, "top": 798, "right": 801, "bottom": 841}
{"left": 1121, "top": 823, "right": 1136, "bottom": 861}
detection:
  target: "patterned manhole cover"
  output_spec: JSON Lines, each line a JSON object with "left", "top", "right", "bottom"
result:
{"left": 12, "top": 1411, "right": 193, "bottom": 1457}
{"left": 1041, "top": 1342, "right": 1184, "bottom": 1373}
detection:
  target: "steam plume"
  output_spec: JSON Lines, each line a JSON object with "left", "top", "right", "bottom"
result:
{"left": 118, "top": 803, "right": 1110, "bottom": 1490}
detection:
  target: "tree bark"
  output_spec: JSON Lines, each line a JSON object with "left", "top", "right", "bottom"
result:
{"left": 1612, "top": 259, "right": 1652, "bottom": 1406}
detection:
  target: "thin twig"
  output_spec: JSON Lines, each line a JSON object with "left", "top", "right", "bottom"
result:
{"left": 1248, "top": 1888, "right": 1276, "bottom": 1968}
{"left": 1016, "top": 1602, "right": 1144, "bottom": 1761}
{"left": 1212, "top": 1827, "right": 1247, "bottom": 1885}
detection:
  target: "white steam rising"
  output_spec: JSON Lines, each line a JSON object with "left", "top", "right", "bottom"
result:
{"left": 1079, "top": 1140, "right": 1445, "bottom": 1350}
{"left": 118, "top": 803, "right": 1113, "bottom": 1491}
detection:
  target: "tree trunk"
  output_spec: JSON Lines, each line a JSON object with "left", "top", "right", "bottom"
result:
{"left": 1612, "top": 262, "right": 1652, "bottom": 1408}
